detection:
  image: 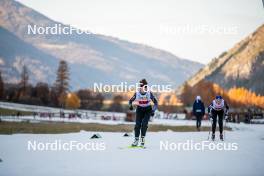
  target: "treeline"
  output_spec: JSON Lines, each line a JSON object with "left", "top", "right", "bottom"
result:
{"left": 180, "top": 80, "right": 264, "bottom": 109}
{"left": 228, "top": 87, "right": 264, "bottom": 109}
{"left": 0, "top": 60, "right": 105, "bottom": 110}
{"left": 4, "top": 60, "right": 262, "bottom": 112}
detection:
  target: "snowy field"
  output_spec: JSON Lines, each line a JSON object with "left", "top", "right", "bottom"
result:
{"left": 0, "top": 123, "right": 264, "bottom": 176}
{"left": 0, "top": 101, "right": 185, "bottom": 123}
{"left": 0, "top": 101, "right": 188, "bottom": 126}
{"left": 0, "top": 101, "right": 127, "bottom": 119}
{"left": 0, "top": 115, "right": 207, "bottom": 126}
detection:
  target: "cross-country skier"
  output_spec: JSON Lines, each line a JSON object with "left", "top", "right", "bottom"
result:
{"left": 192, "top": 95, "right": 205, "bottom": 131}
{"left": 208, "top": 95, "right": 229, "bottom": 141}
{"left": 128, "top": 79, "right": 158, "bottom": 147}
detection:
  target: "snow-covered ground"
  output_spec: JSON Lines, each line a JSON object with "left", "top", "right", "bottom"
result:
{"left": 0, "top": 101, "right": 186, "bottom": 122}
{"left": 0, "top": 101, "right": 189, "bottom": 126}
{"left": 0, "top": 115, "right": 208, "bottom": 126}
{"left": 0, "top": 123, "right": 264, "bottom": 176}
{"left": 0, "top": 101, "right": 127, "bottom": 119}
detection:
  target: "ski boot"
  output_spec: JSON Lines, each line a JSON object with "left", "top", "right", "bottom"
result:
{"left": 220, "top": 134, "right": 224, "bottom": 141}
{"left": 131, "top": 137, "right": 139, "bottom": 147}
{"left": 140, "top": 136, "right": 145, "bottom": 147}
{"left": 211, "top": 133, "right": 215, "bottom": 141}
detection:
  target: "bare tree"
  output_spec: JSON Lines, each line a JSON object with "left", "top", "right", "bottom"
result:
{"left": 109, "top": 95, "right": 123, "bottom": 112}
{"left": 35, "top": 82, "right": 50, "bottom": 105}
{"left": 77, "top": 89, "right": 104, "bottom": 110}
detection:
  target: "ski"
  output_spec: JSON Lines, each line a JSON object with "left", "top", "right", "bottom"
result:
{"left": 118, "top": 145, "right": 146, "bottom": 149}
{"left": 128, "top": 145, "right": 146, "bottom": 149}
{"left": 207, "top": 138, "right": 225, "bottom": 142}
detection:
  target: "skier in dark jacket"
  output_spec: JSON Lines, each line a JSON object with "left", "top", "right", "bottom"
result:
{"left": 129, "top": 79, "right": 158, "bottom": 147}
{"left": 192, "top": 96, "right": 205, "bottom": 131}
{"left": 208, "top": 95, "right": 229, "bottom": 141}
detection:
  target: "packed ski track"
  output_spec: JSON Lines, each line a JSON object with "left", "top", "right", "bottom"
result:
{"left": 0, "top": 122, "right": 264, "bottom": 176}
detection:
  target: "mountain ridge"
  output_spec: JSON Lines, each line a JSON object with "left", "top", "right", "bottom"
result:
{"left": 185, "top": 24, "right": 264, "bottom": 95}
{"left": 0, "top": 0, "right": 203, "bottom": 90}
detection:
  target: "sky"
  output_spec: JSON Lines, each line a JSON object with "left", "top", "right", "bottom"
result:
{"left": 18, "top": 0, "right": 264, "bottom": 64}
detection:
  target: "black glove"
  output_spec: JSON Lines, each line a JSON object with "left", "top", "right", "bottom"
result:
{"left": 129, "top": 105, "right": 133, "bottom": 111}
{"left": 150, "top": 110, "right": 155, "bottom": 117}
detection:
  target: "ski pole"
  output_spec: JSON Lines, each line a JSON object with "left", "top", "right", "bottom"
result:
{"left": 223, "top": 118, "right": 227, "bottom": 140}
{"left": 223, "top": 113, "right": 228, "bottom": 140}
{"left": 207, "top": 118, "right": 212, "bottom": 140}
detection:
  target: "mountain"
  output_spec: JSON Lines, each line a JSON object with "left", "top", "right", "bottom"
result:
{"left": 0, "top": 0, "right": 203, "bottom": 90}
{"left": 186, "top": 24, "right": 264, "bottom": 95}
{"left": 0, "top": 26, "right": 58, "bottom": 83}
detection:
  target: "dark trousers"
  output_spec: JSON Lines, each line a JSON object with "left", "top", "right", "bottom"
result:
{"left": 134, "top": 106, "right": 152, "bottom": 138}
{"left": 212, "top": 109, "right": 224, "bottom": 134}
{"left": 195, "top": 114, "right": 203, "bottom": 128}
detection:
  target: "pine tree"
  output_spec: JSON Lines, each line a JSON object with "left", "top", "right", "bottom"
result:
{"left": 0, "top": 71, "right": 4, "bottom": 99}
{"left": 20, "top": 65, "right": 29, "bottom": 96}
{"left": 54, "top": 60, "right": 70, "bottom": 106}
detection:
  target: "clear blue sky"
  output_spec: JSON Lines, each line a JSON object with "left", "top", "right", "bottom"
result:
{"left": 18, "top": 0, "right": 264, "bottom": 64}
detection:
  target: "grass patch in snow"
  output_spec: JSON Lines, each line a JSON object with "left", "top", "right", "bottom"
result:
{"left": 0, "top": 107, "right": 33, "bottom": 116}
{"left": 0, "top": 121, "right": 231, "bottom": 134}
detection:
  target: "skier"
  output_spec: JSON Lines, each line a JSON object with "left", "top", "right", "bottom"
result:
{"left": 208, "top": 95, "right": 229, "bottom": 141}
{"left": 128, "top": 79, "right": 158, "bottom": 147}
{"left": 192, "top": 95, "right": 205, "bottom": 131}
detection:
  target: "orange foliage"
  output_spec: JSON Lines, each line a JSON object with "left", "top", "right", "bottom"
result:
{"left": 180, "top": 80, "right": 229, "bottom": 106}
{"left": 228, "top": 87, "right": 264, "bottom": 109}
{"left": 159, "top": 92, "right": 181, "bottom": 106}
{"left": 180, "top": 80, "right": 264, "bottom": 109}
{"left": 65, "top": 93, "right": 81, "bottom": 109}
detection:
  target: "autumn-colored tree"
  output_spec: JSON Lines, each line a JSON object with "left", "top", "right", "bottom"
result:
{"left": 180, "top": 82, "right": 193, "bottom": 106}
{"left": 228, "top": 87, "right": 264, "bottom": 109}
{"left": 181, "top": 81, "right": 213, "bottom": 106}
{"left": 180, "top": 79, "right": 264, "bottom": 109}
{"left": 65, "top": 93, "right": 80, "bottom": 109}
{"left": 159, "top": 93, "right": 180, "bottom": 106}
{"left": 180, "top": 80, "right": 230, "bottom": 107}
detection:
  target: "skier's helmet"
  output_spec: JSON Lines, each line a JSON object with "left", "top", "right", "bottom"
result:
{"left": 215, "top": 95, "right": 222, "bottom": 100}
{"left": 139, "top": 79, "right": 148, "bottom": 92}
{"left": 139, "top": 79, "right": 148, "bottom": 87}
{"left": 215, "top": 95, "right": 223, "bottom": 104}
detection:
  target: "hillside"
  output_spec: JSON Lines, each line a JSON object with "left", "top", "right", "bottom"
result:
{"left": 186, "top": 24, "right": 264, "bottom": 95}
{"left": 0, "top": 27, "right": 57, "bottom": 83}
{"left": 0, "top": 0, "right": 203, "bottom": 89}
